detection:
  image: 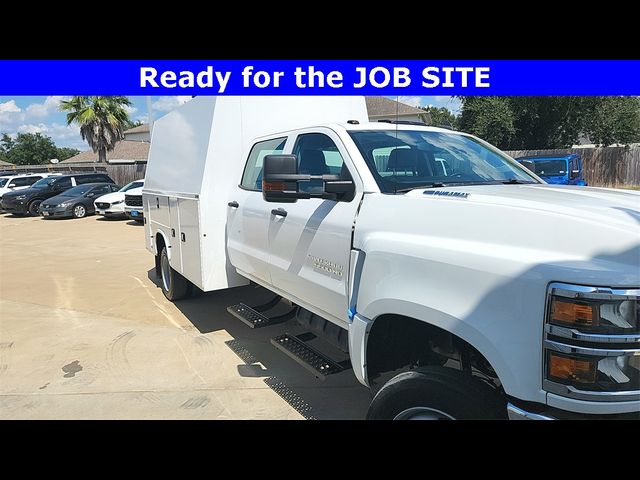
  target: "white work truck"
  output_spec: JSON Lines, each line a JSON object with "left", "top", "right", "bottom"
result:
{"left": 144, "top": 96, "right": 640, "bottom": 420}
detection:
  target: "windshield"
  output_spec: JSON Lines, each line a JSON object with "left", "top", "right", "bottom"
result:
{"left": 0, "top": 178, "right": 8, "bottom": 187}
{"left": 348, "top": 130, "right": 539, "bottom": 193}
{"left": 530, "top": 160, "right": 567, "bottom": 176}
{"left": 120, "top": 181, "right": 144, "bottom": 192}
{"left": 59, "top": 185, "right": 92, "bottom": 196}
{"left": 32, "top": 177, "right": 57, "bottom": 188}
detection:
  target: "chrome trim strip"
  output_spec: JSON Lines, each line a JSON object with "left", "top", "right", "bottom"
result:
{"left": 507, "top": 403, "right": 554, "bottom": 420}
{"left": 549, "top": 283, "right": 640, "bottom": 300}
{"left": 545, "top": 324, "right": 640, "bottom": 344}
{"left": 545, "top": 339, "right": 640, "bottom": 356}
{"left": 543, "top": 380, "right": 640, "bottom": 402}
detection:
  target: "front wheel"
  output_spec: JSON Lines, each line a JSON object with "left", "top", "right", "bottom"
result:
{"left": 367, "top": 366, "right": 506, "bottom": 420}
{"left": 72, "top": 204, "right": 87, "bottom": 218}
{"left": 159, "top": 246, "right": 189, "bottom": 301}
{"left": 28, "top": 200, "right": 42, "bottom": 216}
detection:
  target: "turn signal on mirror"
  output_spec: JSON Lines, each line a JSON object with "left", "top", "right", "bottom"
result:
{"left": 548, "top": 352, "right": 597, "bottom": 385}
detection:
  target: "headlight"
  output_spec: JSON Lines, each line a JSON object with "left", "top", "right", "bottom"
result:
{"left": 549, "top": 288, "right": 639, "bottom": 335}
{"left": 111, "top": 200, "right": 124, "bottom": 205}
{"left": 544, "top": 283, "right": 640, "bottom": 400}
{"left": 58, "top": 202, "right": 70, "bottom": 208}
{"left": 16, "top": 194, "right": 27, "bottom": 200}
{"left": 546, "top": 349, "right": 639, "bottom": 393}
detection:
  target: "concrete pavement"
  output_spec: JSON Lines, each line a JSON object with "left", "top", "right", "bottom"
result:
{"left": 0, "top": 213, "right": 370, "bottom": 419}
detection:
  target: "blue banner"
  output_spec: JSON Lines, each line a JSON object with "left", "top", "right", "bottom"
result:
{"left": 0, "top": 60, "right": 638, "bottom": 95}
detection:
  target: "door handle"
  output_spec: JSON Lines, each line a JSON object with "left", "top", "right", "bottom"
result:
{"left": 228, "top": 201, "right": 239, "bottom": 208}
{"left": 181, "top": 232, "right": 186, "bottom": 242}
{"left": 271, "top": 208, "right": 287, "bottom": 218}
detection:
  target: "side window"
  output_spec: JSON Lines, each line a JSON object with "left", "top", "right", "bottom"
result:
{"left": 292, "top": 133, "right": 350, "bottom": 194}
{"left": 292, "top": 133, "right": 346, "bottom": 176}
{"left": 74, "top": 175, "right": 91, "bottom": 185}
{"left": 10, "top": 177, "right": 35, "bottom": 187}
{"left": 240, "top": 137, "right": 287, "bottom": 191}
{"left": 54, "top": 177, "right": 72, "bottom": 191}
{"left": 110, "top": 184, "right": 120, "bottom": 192}
{"left": 25, "top": 176, "right": 42, "bottom": 186}
{"left": 92, "top": 185, "right": 111, "bottom": 195}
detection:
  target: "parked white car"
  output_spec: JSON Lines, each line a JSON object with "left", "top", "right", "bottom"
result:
{"left": 0, "top": 173, "right": 60, "bottom": 201}
{"left": 124, "top": 186, "right": 144, "bottom": 222}
{"left": 94, "top": 180, "right": 144, "bottom": 218}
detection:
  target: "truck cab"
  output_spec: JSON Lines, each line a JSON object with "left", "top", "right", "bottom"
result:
{"left": 517, "top": 154, "right": 588, "bottom": 186}
{"left": 144, "top": 97, "right": 639, "bottom": 420}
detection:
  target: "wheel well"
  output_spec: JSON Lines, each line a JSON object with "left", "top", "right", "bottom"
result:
{"left": 366, "top": 314, "right": 503, "bottom": 392}
{"left": 154, "top": 233, "right": 166, "bottom": 277}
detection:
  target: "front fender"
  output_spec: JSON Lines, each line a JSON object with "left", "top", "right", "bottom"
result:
{"left": 353, "top": 243, "right": 549, "bottom": 404}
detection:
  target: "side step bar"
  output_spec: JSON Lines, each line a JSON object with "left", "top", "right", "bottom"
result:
{"left": 271, "top": 334, "right": 345, "bottom": 380}
{"left": 227, "top": 301, "right": 295, "bottom": 329}
{"left": 227, "top": 303, "right": 272, "bottom": 328}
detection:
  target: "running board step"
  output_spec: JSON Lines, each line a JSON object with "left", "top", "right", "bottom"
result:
{"left": 271, "top": 334, "right": 345, "bottom": 380}
{"left": 227, "top": 303, "right": 272, "bottom": 328}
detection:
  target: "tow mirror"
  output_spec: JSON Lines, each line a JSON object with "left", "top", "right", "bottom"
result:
{"left": 262, "top": 154, "right": 355, "bottom": 203}
{"left": 262, "top": 154, "right": 300, "bottom": 203}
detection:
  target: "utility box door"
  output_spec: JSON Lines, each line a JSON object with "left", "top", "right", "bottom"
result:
{"left": 168, "top": 197, "right": 182, "bottom": 273}
{"left": 150, "top": 194, "right": 170, "bottom": 227}
{"left": 178, "top": 198, "right": 203, "bottom": 287}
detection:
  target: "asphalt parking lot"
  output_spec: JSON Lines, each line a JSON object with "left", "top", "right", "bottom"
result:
{"left": 0, "top": 213, "right": 371, "bottom": 419}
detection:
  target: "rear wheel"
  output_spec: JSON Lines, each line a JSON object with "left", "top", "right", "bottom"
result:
{"left": 159, "top": 246, "right": 189, "bottom": 301}
{"left": 28, "top": 200, "right": 42, "bottom": 216}
{"left": 367, "top": 366, "right": 506, "bottom": 420}
{"left": 72, "top": 204, "right": 87, "bottom": 218}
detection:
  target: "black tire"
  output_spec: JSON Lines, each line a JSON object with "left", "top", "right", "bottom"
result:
{"left": 72, "top": 204, "right": 87, "bottom": 218}
{"left": 28, "top": 200, "right": 42, "bottom": 216}
{"left": 367, "top": 366, "right": 506, "bottom": 420}
{"left": 159, "top": 246, "right": 189, "bottom": 301}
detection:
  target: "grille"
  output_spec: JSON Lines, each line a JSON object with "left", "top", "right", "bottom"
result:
{"left": 95, "top": 202, "right": 110, "bottom": 209}
{"left": 125, "top": 195, "right": 142, "bottom": 207}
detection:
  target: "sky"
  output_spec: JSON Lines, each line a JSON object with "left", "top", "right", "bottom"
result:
{"left": 0, "top": 96, "right": 461, "bottom": 150}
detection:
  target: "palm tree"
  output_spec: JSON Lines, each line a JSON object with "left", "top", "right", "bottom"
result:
{"left": 60, "top": 96, "right": 133, "bottom": 163}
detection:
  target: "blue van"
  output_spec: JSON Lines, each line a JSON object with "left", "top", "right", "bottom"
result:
{"left": 516, "top": 154, "right": 587, "bottom": 186}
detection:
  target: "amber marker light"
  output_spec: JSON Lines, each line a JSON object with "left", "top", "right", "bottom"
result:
{"left": 548, "top": 352, "right": 597, "bottom": 385}
{"left": 550, "top": 298, "right": 597, "bottom": 328}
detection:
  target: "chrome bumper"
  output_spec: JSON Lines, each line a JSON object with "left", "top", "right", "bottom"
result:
{"left": 507, "top": 403, "right": 554, "bottom": 420}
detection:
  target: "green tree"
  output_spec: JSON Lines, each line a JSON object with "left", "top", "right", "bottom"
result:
{"left": 60, "top": 96, "right": 133, "bottom": 163}
{"left": 457, "top": 96, "right": 640, "bottom": 149}
{"left": 421, "top": 106, "right": 459, "bottom": 129}
{"left": 458, "top": 97, "right": 516, "bottom": 147}
{"left": 583, "top": 96, "right": 640, "bottom": 146}
{"left": 55, "top": 146, "right": 81, "bottom": 161}
{"left": 4, "top": 133, "right": 58, "bottom": 165}
{"left": 0, "top": 133, "right": 15, "bottom": 163}
{"left": 123, "top": 118, "right": 144, "bottom": 130}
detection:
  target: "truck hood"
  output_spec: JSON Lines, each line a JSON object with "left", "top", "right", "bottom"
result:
{"left": 405, "top": 184, "right": 640, "bottom": 232}
{"left": 356, "top": 184, "right": 640, "bottom": 287}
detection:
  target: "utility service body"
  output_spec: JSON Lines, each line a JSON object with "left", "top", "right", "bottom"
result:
{"left": 139, "top": 65, "right": 491, "bottom": 93}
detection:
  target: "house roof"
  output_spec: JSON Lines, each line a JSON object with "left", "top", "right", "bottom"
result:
{"left": 124, "top": 124, "right": 150, "bottom": 135}
{"left": 366, "top": 96, "right": 425, "bottom": 117}
{"left": 61, "top": 140, "right": 150, "bottom": 164}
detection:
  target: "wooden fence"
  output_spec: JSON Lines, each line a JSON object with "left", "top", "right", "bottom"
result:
{"left": 1, "top": 162, "right": 147, "bottom": 186}
{"left": 504, "top": 146, "right": 640, "bottom": 189}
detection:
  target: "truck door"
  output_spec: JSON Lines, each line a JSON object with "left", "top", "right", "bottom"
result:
{"left": 267, "top": 130, "right": 361, "bottom": 327}
{"left": 227, "top": 136, "right": 288, "bottom": 284}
